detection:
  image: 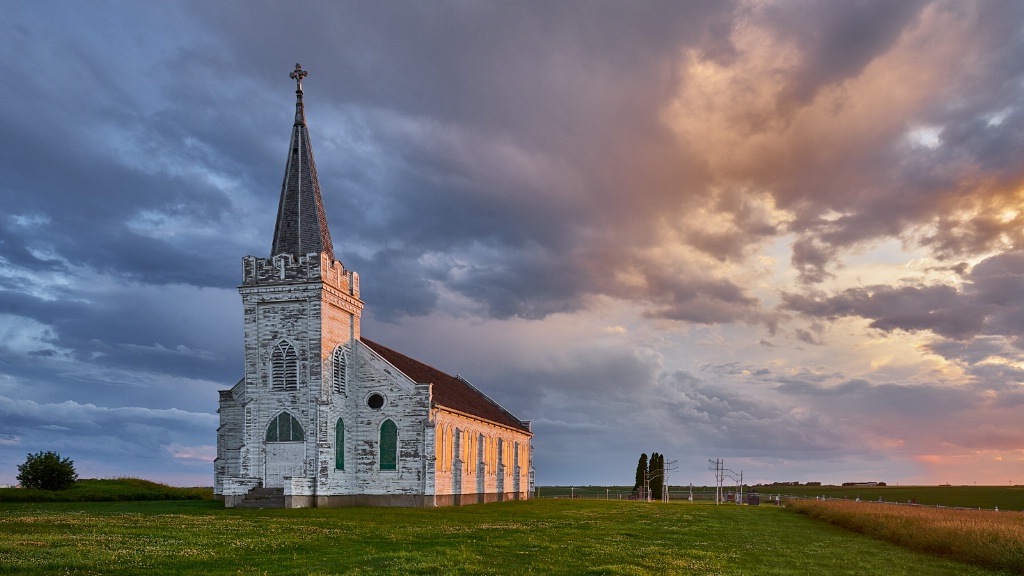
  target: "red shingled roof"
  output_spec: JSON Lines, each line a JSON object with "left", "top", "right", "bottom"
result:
{"left": 361, "top": 338, "right": 530, "bottom": 434}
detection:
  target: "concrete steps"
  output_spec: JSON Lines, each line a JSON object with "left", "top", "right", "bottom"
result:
{"left": 235, "top": 487, "right": 285, "bottom": 509}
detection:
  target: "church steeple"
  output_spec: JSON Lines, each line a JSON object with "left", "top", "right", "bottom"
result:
{"left": 270, "top": 63, "right": 335, "bottom": 261}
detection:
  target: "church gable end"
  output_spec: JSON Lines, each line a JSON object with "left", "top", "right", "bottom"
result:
{"left": 361, "top": 339, "right": 530, "bottom": 434}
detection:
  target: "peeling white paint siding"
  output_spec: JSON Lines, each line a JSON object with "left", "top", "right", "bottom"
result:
{"left": 431, "top": 411, "right": 531, "bottom": 502}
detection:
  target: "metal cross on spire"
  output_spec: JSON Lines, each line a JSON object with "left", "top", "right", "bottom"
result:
{"left": 290, "top": 63, "right": 308, "bottom": 93}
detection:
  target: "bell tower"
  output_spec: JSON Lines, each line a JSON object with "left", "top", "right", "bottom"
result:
{"left": 233, "top": 64, "right": 363, "bottom": 488}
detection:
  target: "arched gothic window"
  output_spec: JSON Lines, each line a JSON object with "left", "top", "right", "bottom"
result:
{"left": 469, "top": 433, "right": 477, "bottom": 473}
{"left": 478, "top": 433, "right": 485, "bottom": 474}
{"left": 265, "top": 412, "right": 304, "bottom": 442}
{"left": 335, "top": 418, "right": 345, "bottom": 470}
{"left": 454, "top": 428, "right": 462, "bottom": 471}
{"left": 271, "top": 341, "right": 298, "bottom": 391}
{"left": 445, "top": 426, "right": 454, "bottom": 472}
{"left": 380, "top": 419, "right": 398, "bottom": 470}
{"left": 332, "top": 345, "right": 347, "bottom": 394}
{"left": 436, "top": 425, "right": 446, "bottom": 472}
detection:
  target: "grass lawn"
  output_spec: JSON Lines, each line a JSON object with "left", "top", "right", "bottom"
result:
{"left": 0, "top": 498, "right": 1013, "bottom": 575}
{"left": 757, "top": 485, "right": 1024, "bottom": 511}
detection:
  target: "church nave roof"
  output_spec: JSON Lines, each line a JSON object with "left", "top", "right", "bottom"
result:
{"left": 362, "top": 338, "right": 531, "bottom": 434}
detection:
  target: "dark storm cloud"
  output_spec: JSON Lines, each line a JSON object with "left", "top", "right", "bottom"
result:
{"left": 484, "top": 341, "right": 871, "bottom": 472}
{"left": 791, "top": 237, "right": 836, "bottom": 284}
{"left": 759, "top": 0, "right": 929, "bottom": 105}
{"left": 656, "top": 370, "right": 850, "bottom": 454}
{"left": 782, "top": 251, "right": 1024, "bottom": 344}
{"left": 0, "top": 74, "right": 249, "bottom": 290}
{"left": 482, "top": 343, "right": 664, "bottom": 415}
{"left": 473, "top": 343, "right": 669, "bottom": 481}
{"left": 191, "top": 1, "right": 739, "bottom": 133}
{"left": 347, "top": 249, "right": 439, "bottom": 320}
{"left": 170, "top": 0, "right": 771, "bottom": 324}
{"left": 782, "top": 284, "right": 982, "bottom": 339}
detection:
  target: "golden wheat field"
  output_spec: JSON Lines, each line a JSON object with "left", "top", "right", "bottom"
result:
{"left": 787, "top": 498, "right": 1024, "bottom": 572}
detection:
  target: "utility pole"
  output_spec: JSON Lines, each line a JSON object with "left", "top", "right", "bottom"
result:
{"left": 709, "top": 458, "right": 745, "bottom": 505}
{"left": 708, "top": 458, "right": 723, "bottom": 505}
{"left": 663, "top": 459, "right": 677, "bottom": 502}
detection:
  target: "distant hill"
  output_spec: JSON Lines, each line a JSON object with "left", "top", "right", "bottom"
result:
{"left": 0, "top": 478, "right": 214, "bottom": 502}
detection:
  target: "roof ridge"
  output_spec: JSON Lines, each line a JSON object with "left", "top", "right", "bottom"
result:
{"left": 360, "top": 337, "right": 530, "bottom": 434}
{"left": 454, "top": 374, "right": 528, "bottom": 429}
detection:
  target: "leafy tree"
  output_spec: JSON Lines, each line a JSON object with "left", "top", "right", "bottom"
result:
{"left": 633, "top": 453, "right": 648, "bottom": 493}
{"left": 17, "top": 451, "right": 78, "bottom": 490}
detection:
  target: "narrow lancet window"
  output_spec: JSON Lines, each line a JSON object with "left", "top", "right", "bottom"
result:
{"left": 335, "top": 418, "right": 345, "bottom": 470}
{"left": 380, "top": 419, "right": 398, "bottom": 470}
{"left": 332, "top": 345, "right": 347, "bottom": 394}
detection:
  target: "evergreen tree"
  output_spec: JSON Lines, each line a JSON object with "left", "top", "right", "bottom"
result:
{"left": 647, "top": 452, "right": 657, "bottom": 499}
{"left": 633, "top": 453, "right": 648, "bottom": 494}
{"left": 649, "top": 453, "right": 665, "bottom": 500}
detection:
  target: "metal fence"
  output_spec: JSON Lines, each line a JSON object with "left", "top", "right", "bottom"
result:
{"left": 535, "top": 488, "right": 1019, "bottom": 513}
{"left": 535, "top": 487, "right": 777, "bottom": 504}
{"left": 761, "top": 493, "right": 1016, "bottom": 513}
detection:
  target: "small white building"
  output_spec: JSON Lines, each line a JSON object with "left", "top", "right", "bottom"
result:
{"left": 214, "top": 65, "right": 533, "bottom": 508}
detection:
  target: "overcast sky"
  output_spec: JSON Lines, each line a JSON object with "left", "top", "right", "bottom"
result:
{"left": 2, "top": 0, "right": 1023, "bottom": 488}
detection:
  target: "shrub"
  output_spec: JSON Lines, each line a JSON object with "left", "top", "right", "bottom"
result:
{"left": 16, "top": 451, "right": 78, "bottom": 490}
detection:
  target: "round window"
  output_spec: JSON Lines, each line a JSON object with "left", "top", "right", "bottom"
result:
{"left": 367, "top": 393, "right": 385, "bottom": 410}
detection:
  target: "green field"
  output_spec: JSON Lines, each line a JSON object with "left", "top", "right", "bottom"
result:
{"left": 752, "top": 484, "right": 1024, "bottom": 510}
{"left": 0, "top": 497, "right": 1015, "bottom": 575}
{"left": 539, "top": 484, "right": 1024, "bottom": 511}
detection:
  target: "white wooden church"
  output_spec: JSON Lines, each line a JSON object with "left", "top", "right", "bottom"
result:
{"left": 214, "top": 65, "right": 534, "bottom": 508}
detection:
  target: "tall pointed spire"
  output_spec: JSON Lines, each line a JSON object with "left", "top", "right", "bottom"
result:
{"left": 270, "top": 63, "right": 335, "bottom": 261}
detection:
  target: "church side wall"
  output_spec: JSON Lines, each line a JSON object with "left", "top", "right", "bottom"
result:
{"left": 433, "top": 410, "right": 531, "bottom": 504}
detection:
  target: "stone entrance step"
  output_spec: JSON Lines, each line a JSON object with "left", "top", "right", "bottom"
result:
{"left": 236, "top": 486, "right": 285, "bottom": 509}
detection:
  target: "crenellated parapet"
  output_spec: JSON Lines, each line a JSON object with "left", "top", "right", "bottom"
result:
{"left": 241, "top": 252, "right": 359, "bottom": 297}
